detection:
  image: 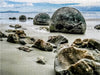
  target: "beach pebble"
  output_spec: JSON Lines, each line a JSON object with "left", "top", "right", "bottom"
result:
{"left": 50, "top": 7, "right": 86, "bottom": 34}
{"left": 36, "top": 56, "right": 46, "bottom": 65}
{"left": 33, "top": 13, "right": 50, "bottom": 25}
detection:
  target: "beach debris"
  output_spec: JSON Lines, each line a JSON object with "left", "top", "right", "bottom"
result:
{"left": 32, "top": 39, "right": 53, "bottom": 51}
{"left": 94, "top": 24, "right": 100, "bottom": 30}
{"left": 15, "top": 30, "right": 26, "bottom": 38}
{"left": 7, "top": 34, "right": 19, "bottom": 43}
{"left": 36, "top": 56, "right": 46, "bottom": 65}
{"left": 54, "top": 46, "right": 100, "bottom": 75}
{"left": 18, "top": 46, "right": 32, "bottom": 52}
{"left": 0, "top": 31, "right": 7, "bottom": 38}
{"left": 47, "top": 35, "right": 68, "bottom": 45}
{"left": 50, "top": 7, "right": 86, "bottom": 34}
{"left": 19, "top": 39, "right": 26, "bottom": 45}
{"left": 9, "top": 24, "right": 22, "bottom": 29}
{"left": 19, "top": 15, "right": 26, "bottom": 21}
{"left": 72, "top": 38, "right": 100, "bottom": 51}
{"left": 33, "top": 13, "right": 50, "bottom": 25}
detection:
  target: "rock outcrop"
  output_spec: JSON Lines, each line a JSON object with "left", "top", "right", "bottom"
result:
{"left": 50, "top": 7, "right": 86, "bottom": 34}
{"left": 33, "top": 13, "right": 50, "bottom": 25}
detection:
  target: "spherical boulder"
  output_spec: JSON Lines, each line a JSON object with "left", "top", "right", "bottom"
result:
{"left": 33, "top": 13, "right": 50, "bottom": 25}
{"left": 19, "top": 15, "right": 26, "bottom": 21}
{"left": 50, "top": 7, "right": 86, "bottom": 34}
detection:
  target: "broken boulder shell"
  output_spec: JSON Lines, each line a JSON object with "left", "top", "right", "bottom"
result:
{"left": 33, "top": 13, "right": 50, "bottom": 25}
{"left": 50, "top": 7, "right": 86, "bottom": 34}
{"left": 54, "top": 46, "right": 100, "bottom": 75}
{"left": 32, "top": 39, "right": 53, "bottom": 51}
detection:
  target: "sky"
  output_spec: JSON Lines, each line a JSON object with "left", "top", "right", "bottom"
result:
{"left": 0, "top": 0, "right": 100, "bottom": 12}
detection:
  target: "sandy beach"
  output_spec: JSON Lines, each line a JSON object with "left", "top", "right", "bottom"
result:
{"left": 0, "top": 17, "right": 100, "bottom": 75}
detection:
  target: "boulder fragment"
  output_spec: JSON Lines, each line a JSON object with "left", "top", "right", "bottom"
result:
{"left": 36, "top": 56, "right": 46, "bottom": 65}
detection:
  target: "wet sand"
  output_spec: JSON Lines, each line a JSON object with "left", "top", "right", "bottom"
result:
{"left": 0, "top": 20, "right": 100, "bottom": 75}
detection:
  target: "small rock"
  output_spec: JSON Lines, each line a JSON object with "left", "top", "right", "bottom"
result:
{"left": 94, "top": 24, "right": 100, "bottom": 30}
{"left": 32, "top": 39, "right": 53, "bottom": 51}
{"left": 47, "top": 35, "right": 68, "bottom": 45}
{"left": 39, "top": 27, "right": 49, "bottom": 31}
{"left": 0, "top": 31, "right": 7, "bottom": 38}
{"left": 5, "top": 29, "right": 14, "bottom": 33}
{"left": 18, "top": 46, "right": 32, "bottom": 52}
{"left": 15, "top": 24, "right": 22, "bottom": 29}
{"left": 19, "top": 39, "right": 26, "bottom": 45}
{"left": 0, "top": 38, "right": 3, "bottom": 41}
{"left": 15, "top": 30, "right": 26, "bottom": 38}
{"left": 36, "top": 56, "right": 46, "bottom": 65}
{"left": 7, "top": 34, "right": 19, "bottom": 43}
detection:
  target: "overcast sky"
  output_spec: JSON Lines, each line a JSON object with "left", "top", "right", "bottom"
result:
{"left": 0, "top": 0, "right": 100, "bottom": 12}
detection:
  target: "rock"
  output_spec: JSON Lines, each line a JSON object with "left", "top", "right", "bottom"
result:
{"left": 15, "top": 30, "right": 26, "bottom": 38}
{"left": 25, "top": 37, "right": 35, "bottom": 44}
{"left": 0, "top": 38, "right": 3, "bottom": 41}
{"left": 19, "top": 39, "right": 26, "bottom": 45}
{"left": 9, "top": 25, "right": 14, "bottom": 28}
{"left": 33, "top": 13, "right": 50, "bottom": 25}
{"left": 94, "top": 24, "right": 100, "bottom": 30}
{"left": 7, "top": 34, "right": 19, "bottom": 43}
{"left": 19, "top": 15, "right": 26, "bottom": 21}
{"left": 54, "top": 46, "right": 100, "bottom": 75}
{"left": 47, "top": 35, "right": 68, "bottom": 45}
{"left": 32, "top": 39, "right": 53, "bottom": 51}
{"left": 28, "top": 17, "right": 33, "bottom": 20}
{"left": 5, "top": 29, "right": 14, "bottom": 33}
{"left": 15, "top": 24, "right": 22, "bottom": 29}
{"left": 0, "top": 31, "right": 7, "bottom": 38}
{"left": 72, "top": 38, "right": 100, "bottom": 51}
{"left": 50, "top": 7, "right": 86, "bottom": 34}
{"left": 36, "top": 56, "right": 46, "bottom": 65}
{"left": 39, "top": 27, "right": 49, "bottom": 31}
{"left": 18, "top": 46, "right": 32, "bottom": 52}
{"left": 9, "top": 17, "right": 16, "bottom": 20}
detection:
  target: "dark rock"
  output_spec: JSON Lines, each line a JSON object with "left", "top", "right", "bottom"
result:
{"left": 33, "top": 13, "right": 50, "bottom": 25}
{"left": 50, "top": 7, "right": 86, "bottom": 34}
{"left": 47, "top": 35, "right": 68, "bottom": 45}
{"left": 18, "top": 46, "right": 32, "bottom": 52}
{"left": 19, "top": 39, "right": 26, "bottom": 45}
{"left": 54, "top": 46, "right": 100, "bottom": 75}
{"left": 28, "top": 17, "right": 33, "bottom": 20}
{"left": 94, "top": 24, "right": 100, "bottom": 30}
{"left": 9, "top": 25, "right": 14, "bottom": 28}
{"left": 7, "top": 34, "right": 19, "bottom": 43}
{"left": 0, "top": 31, "right": 7, "bottom": 38}
{"left": 19, "top": 15, "right": 26, "bottom": 21}
{"left": 32, "top": 39, "right": 53, "bottom": 51}
{"left": 15, "top": 30, "right": 26, "bottom": 38}
{"left": 9, "top": 17, "right": 16, "bottom": 20}
{"left": 25, "top": 37, "right": 35, "bottom": 44}
{"left": 15, "top": 24, "right": 22, "bottom": 29}
{"left": 36, "top": 56, "right": 46, "bottom": 65}
{"left": 5, "top": 29, "right": 14, "bottom": 33}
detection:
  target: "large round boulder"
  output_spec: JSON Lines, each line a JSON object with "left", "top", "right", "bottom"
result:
{"left": 19, "top": 15, "right": 26, "bottom": 21}
{"left": 33, "top": 13, "right": 50, "bottom": 25}
{"left": 50, "top": 7, "right": 86, "bottom": 34}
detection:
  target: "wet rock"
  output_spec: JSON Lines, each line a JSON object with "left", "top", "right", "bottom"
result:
{"left": 25, "top": 37, "right": 35, "bottom": 44}
{"left": 32, "top": 39, "right": 53, "bottom": 51}
{"left": 36, "top": 56, "right": 46, "bottom": 65}
{"left": 47, "top": 35, "right": 68, "bottom": 45}
{"left": 5, "top": 29, "right": 14, "bottom": 33}
{"left": 19, "top": 39, "right": 26, "bottom": 45}
{"left": 28, "top": 17, "right": 33, "bottom": 20}
{"left": 15, "top": 24, "right": 22, "bottom": 29}
{"left": 54, "top": 46, "right": 100, "bottom": 75}
{"left": 15, "top": 30, "right": 26, "bottom": 38}
{"left": 94, "top": 24, "right": 100, "bottom": 30}
{"left": 18, "top": 46, "right": 32, "bottom": 52}
{"left": 9, "top": 17, "right": 16, "bottom": 20}
{"left": 19, "top": 15, "right": 26, "bottom": 21}
{"left": 7, "top": 34, "right": 19, "bottom": 43}
{"left": 9, "top": 25, "right": 14, "bottom": 28}
{"left": 50, "top": 7, "right": 86, "bottom": 34}
{"left": 72, "top": 38, "right": 100, "bottom": 50}
{"left": 0, "top": 31, "right": 7, "bottom": 38}
{"left": 33, "top": 13, "right": 50, "bottom": 25}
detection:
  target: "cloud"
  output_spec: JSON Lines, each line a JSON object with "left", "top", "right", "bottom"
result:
{"left": 8, "top": 0, "right": 100, "bottom": 6}
{"left": 0, "top": 1, "right": 14, "bottom": 7}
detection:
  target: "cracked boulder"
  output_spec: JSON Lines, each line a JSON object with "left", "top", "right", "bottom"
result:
{"left": 33, "top": 13, "right": 50, "bottom": 25}
{"left": 32, "top": 39, "right": 53, "bottom": 51}
{"left": 54, "top": 46, "right": 100, "bottom": 75}
{"left": 50, "top": 7, "right": 86, "bottom": 34}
